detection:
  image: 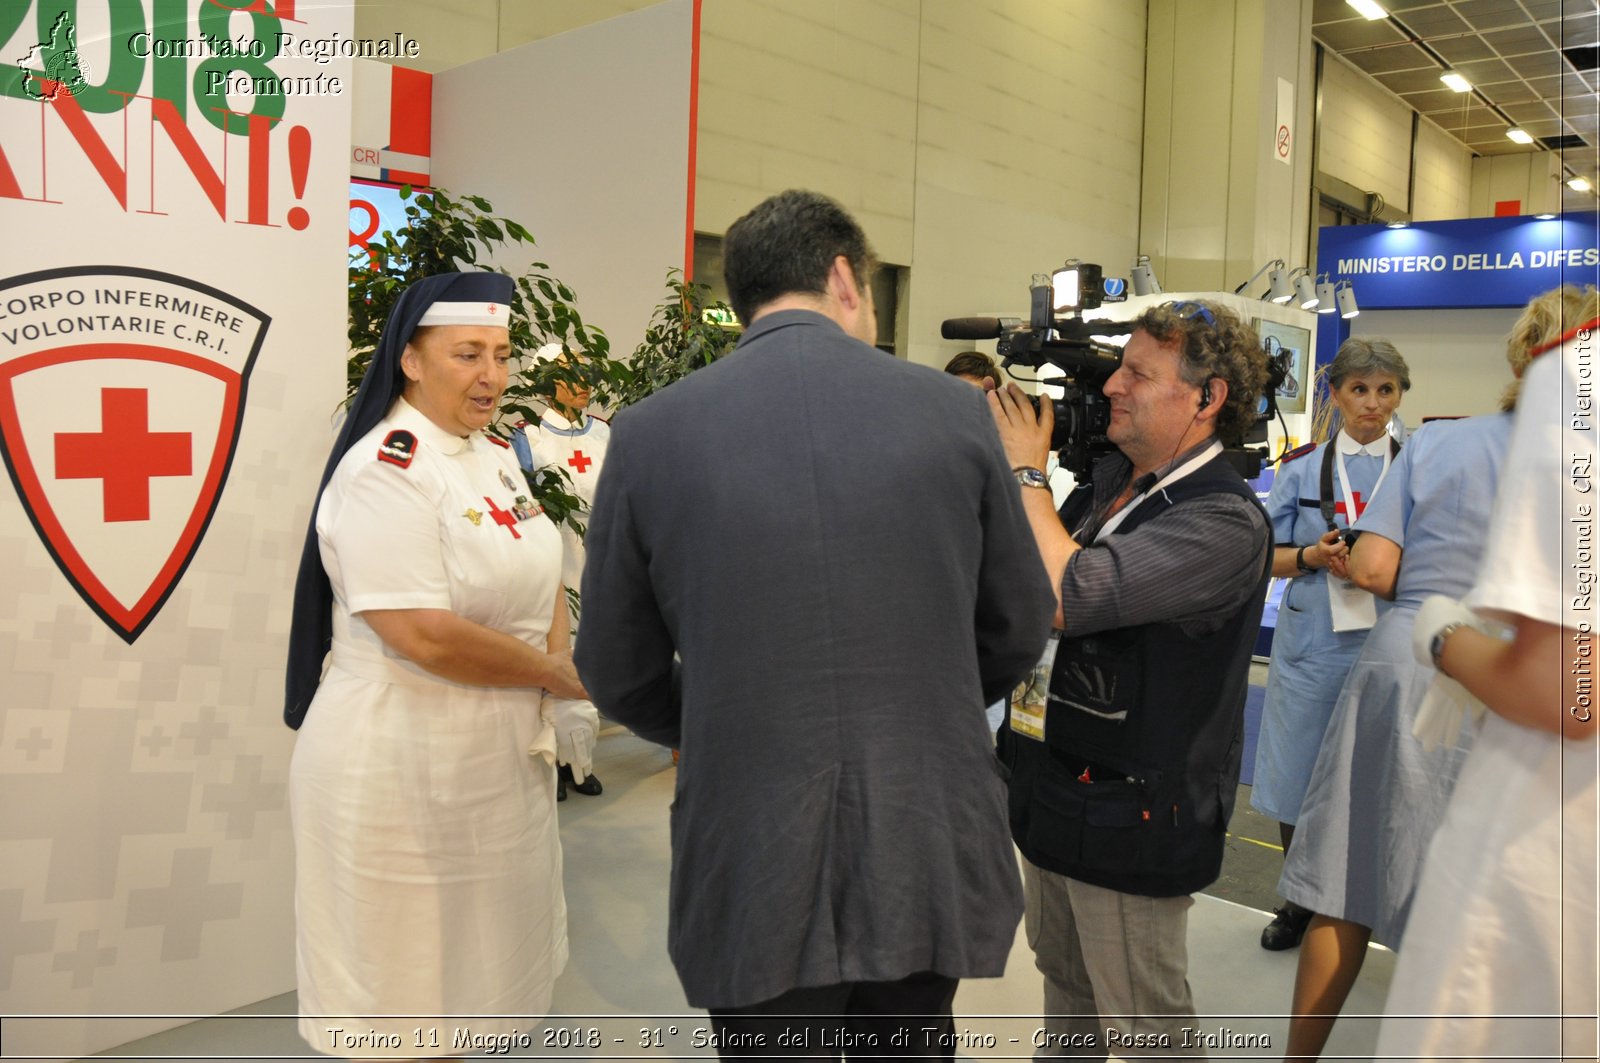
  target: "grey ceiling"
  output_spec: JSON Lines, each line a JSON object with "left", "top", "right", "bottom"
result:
{"left": 1311, "top": 0, "right": 1599, "bottom": 212}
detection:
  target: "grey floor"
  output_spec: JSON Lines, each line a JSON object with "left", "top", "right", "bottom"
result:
{"left": 89, "top": 714, "right": 1394, "bottom": 1062}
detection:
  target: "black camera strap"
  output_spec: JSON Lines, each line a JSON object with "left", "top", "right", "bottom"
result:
{"left": 1319, "top": 435, "right": 1401, "bottom": 532}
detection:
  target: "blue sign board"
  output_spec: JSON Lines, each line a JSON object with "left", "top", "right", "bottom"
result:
{"left": 1314, "top": 211, "right": 1599, "bottom": 366}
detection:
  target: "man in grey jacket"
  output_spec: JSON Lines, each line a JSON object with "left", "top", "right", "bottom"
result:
{"left": 575, "top": 189, "right": 1055, "bottom": 1057}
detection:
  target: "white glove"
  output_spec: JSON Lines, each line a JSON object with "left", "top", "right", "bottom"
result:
{"left": 1411, "top": 673, "right": 1486, "bottom": 752}
{"left": 542, "top": 695, "right": 598, "bottom": 782}
{"left": 1411, "top": 595, "right": 1482, "bottom": 669}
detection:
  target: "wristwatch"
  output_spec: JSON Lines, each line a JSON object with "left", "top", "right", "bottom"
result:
{"left": 1429, "top": 621, "right": 1466, "bottom": 669}
{"left": 1013, "top": 466, "right": 1050, "bottom": 490}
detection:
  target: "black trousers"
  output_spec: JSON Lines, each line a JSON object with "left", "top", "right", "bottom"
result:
{"left": 706, "top": 970, "right": 960, "bottom": 1061}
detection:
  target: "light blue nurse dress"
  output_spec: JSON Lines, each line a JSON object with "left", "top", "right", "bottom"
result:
{"left": 1249, "top": 433, "right": 1395, "bottom": 824}
{"left": 1280, "top": 413, "right": 1511, "bottom": 944}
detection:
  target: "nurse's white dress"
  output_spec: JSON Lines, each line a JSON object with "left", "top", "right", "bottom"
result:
{"left": 1376, "top": 337, "right": 1598, "bottom": 1061}
{"left": 291, "top": 397, "right": 569, "bottom": 1055}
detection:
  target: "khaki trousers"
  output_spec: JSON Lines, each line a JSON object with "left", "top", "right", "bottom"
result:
{"left": 1023, "top": 859, "right": 1202, "bottom": 1060}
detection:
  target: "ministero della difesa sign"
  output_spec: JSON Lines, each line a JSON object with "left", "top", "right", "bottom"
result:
{"left": 1320, "top": 214, "right": 1600, "bottom": 309}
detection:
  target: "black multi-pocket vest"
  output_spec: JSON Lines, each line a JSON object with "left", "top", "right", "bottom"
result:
{"left": 999, "top": 455, "right": 1272, "bottom": 898}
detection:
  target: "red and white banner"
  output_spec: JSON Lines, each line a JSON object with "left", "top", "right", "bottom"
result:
{"left": 0, "top": 0, "right": 352, "bottom": 1054}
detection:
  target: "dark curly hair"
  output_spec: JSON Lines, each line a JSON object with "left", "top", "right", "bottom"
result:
{"left": 1132, "top": 300, "right": 1268, "bottom": 446}
{"left": 722, "top": 189, "right": 876, "bottom": 326}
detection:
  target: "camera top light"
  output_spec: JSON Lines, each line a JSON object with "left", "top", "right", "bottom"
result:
{"left": 1051, "top": 260, "right": 1104, "bottom": 314}
{"left": 1052, "top": 262, "right": 1082, "bottom": 312}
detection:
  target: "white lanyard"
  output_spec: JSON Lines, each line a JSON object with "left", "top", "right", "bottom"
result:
{"left": 1093, "top": 440, "right": 1223, "bottom": 542}
{"left": 1334, "top": 433, "right": 1392, "bottom": 526}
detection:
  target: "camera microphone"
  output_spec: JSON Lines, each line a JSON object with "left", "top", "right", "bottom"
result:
{"left": 940, "top": 317, "right": 1019, "bottom": 340}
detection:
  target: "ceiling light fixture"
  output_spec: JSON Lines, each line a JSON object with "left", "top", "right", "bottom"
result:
{"left": 1346, "top": 0, "right": 1388, "bottom": 20}
{"left": 1289, "top": 267, "right": 1319, "bottom": 310}
{"left": 1233, "top": 258, "right": 1289, "bottom": 301}
{"left": 1570, "top": 177, "right": 1593, "bottom": 193}
{"left": 1336, "top": 281, "right": 1360, "bottom": 319}
{"left": 1267, "top": 263, "right": 1295, "bottom": 304}
{"left": 1506, "top": 128, "right": 1534, "bottom": 145}
{"left": 1315, "top": 275, "right": 1338, "bottom": 314}
{"left": 1130, "top": 254, "right": 1161, "bottom": 296}
{"left": 1440, "top": 71, "right": 1472, "bottom": 93}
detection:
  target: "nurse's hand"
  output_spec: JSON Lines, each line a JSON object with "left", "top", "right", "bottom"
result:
{"left": 1318, "top": 528, "right": 1350, "bottom": 579}
{"left": 362, "top": 607, "right": 591, "bottom": 696}
{"left": 540, "top": 649, "right": 589, "bottom": 701}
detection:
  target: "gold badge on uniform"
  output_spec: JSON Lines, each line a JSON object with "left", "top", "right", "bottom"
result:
{"left": 463, "top": 507, "right": 483, "bottom": 526}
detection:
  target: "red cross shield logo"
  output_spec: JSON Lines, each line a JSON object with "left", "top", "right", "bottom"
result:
{"left": 0, "top": 266, "right": 269, "bottom": 642}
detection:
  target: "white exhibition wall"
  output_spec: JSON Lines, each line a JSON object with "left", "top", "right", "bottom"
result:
{"left": 0, "top": 1, "right": 353, "bottom": 1056}
{"left": 431, "top": 0, "right": 694, "bottom": 365}
{"left": 1350, "top": 308, "right": 1520, "bottom": 423}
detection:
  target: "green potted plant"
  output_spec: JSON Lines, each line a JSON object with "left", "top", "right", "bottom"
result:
{"left": 610, "top": 268, "right": 740, "bottom": 410}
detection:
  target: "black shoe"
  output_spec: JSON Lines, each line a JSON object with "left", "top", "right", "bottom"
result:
{"left": 558, "top": 762, "right": 603, "bottom": 797}
{"left": 557, "top": 771, "right": 567, "bottom": 801}
{"left": 1260, "top": 903, "right": 1314, "bottom": 951}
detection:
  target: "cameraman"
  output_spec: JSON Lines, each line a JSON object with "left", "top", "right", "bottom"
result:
{"left": 988, "top": 300, "right": 1272, "bottom": 1057}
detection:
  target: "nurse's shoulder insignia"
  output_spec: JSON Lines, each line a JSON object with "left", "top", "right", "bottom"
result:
{"left": 377, "top": 430, "right": 417, "bottom": 469}
{"left": 1279, "top": 442, "right": 1316, "bottom": 465}
{"left": 486, "top": 435, "right": 511, "bottom": 449}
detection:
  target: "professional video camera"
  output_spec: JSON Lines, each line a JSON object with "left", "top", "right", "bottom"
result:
{"left": 941, "top": 261, "right": 1130, "bottom": 480}
{"left": 941, "top": 261, "right": 1287, "bottom": 482}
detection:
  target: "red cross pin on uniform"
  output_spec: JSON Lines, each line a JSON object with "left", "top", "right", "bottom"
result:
{"left": 484, "top": 496, "right": 520, "bottom": 539}
{"left": 567, "top": 450, "right": 592, "bottom": 474}
{"left": 1335, "top": 491, "right": 1367, "bottom": 520}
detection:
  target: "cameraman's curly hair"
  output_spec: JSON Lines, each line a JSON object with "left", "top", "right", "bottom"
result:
{"left": 1132, "top": 300, "right": 1268, "bottom": 447}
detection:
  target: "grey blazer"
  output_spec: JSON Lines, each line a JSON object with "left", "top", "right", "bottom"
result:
{"left": 575, "top": 309, "right": 1055, "bottom": 1009}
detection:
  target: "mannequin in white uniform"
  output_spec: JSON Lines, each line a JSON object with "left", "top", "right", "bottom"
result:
{"left": 518, "top": 343, "right": 608, "bottom": 798}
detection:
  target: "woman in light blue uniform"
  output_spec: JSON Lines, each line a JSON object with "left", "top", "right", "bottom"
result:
{"left": 1251, "top": 337, "right": 1410, "bottom": 950}
{"left": 1277, "top": 403, "right": 1512, "bottom": 1058}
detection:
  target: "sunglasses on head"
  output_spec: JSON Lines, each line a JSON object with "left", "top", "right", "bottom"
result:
{"left": 1168, "top": 301, "right": 1216, "bottom": 327}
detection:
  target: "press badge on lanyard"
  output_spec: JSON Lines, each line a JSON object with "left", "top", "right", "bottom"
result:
{"left": 1328, "top": 445, "right": 1390, "bottom": 633}
{"left": 1008, "top": 636, "right": 1058, "bottom": 741}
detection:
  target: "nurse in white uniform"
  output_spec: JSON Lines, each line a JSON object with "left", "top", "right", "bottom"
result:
{"left": 283, "top": 272, "right": 597, "bottom": 1057}
{"left": 1380, "top": 284, "right": 1599, "bottom": 1062}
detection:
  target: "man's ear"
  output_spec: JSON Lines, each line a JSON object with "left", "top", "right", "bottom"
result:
{"left": 1200, "top": 378, "right": 1229, "bottom": 421}
{"left": 828, "top": 255, "right": 864, "bottom": 312}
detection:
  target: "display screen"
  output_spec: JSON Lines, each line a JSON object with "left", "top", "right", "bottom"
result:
{"left": 349, "top": 178, "right": 427, "bottom": 258}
